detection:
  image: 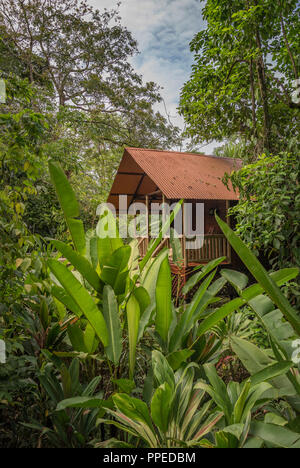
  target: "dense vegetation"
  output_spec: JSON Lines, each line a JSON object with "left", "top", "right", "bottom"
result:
{"left": 180, "top": 0, "right": 300, "bottom": 160}
{"left": 0, "top": 0, "right": 299, "bottom": 449}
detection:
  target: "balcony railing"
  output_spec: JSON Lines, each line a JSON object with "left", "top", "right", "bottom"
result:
{"left": 137, "top": 234, "right": 231, "bottom": 264}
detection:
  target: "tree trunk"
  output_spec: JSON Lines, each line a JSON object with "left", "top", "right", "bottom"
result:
{"left": 59, "top": 92, "right": 65, "bottom": 107}
{"left": 280, "top": 9, "right": 298, "bottom": 80}
{"left": 249, "top": 57, "right": 258, "bottom": 158}
{"left": 255, "top": 30, "right": 271, "bottom": 153}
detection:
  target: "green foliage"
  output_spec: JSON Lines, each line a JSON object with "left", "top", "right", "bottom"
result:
{"left": 102, "top": 285, "right": 122, "bottom": 366}
{"left": 0, "top": 75, "right": 48, "bottom": 277}
{"left": 179, "top": 0, "right": 300, "bottom": 159}
{"left": 1, "top": 2, "right": 300, "bottom": 449}
{"left": 49, "top": 161, "right": 86, "bottom": 254}
{"left": 249, "top": 421, "right": 300, "bottom": 448}
{"left": 0, "top": 0, "right": 181, "bottom": 198}
{"left": 216, "top": 214, "right": 300, "bottom": 335}
{"left": 25, "top": 359, "right": 103, "bottom": 448}
{"left": 155, "top": 256, "right": 172, "bottom": 344}
{"left": 197, "top": 363, "right": 273, "bottom": 447}
{"left": 46, "top": 160, "right": 185, "bottom": 380}
{"left": 99, "top": 351, "right": 223, "bottom": 448}
{"left": 225, "top": 153, "right": 300, "bottom": 307}
{"left": 1, "top": 161, "right": 300, "bottom": 448}
{"left": 0, "top": 0, "right": 180, "bottom": 145}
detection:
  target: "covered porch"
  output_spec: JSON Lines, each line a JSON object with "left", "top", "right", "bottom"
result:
{"left": 138, "top": 233, "right": 231, "bottom": 265}
{"left": 107, "top": 147, "right": 241, "bottom": 267}
{"left": 136, "top": 196, "right": 232, "bottom": 266}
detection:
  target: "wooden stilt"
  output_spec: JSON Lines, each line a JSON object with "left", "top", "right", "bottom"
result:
{"left": 145, "top": 195, "right": 149, "bottom": 250}
{"left": 226, "top": 200, "right": 231, "bottom": 262}
{"left": 182, "top": 200, "right": 188, "bottom": 267}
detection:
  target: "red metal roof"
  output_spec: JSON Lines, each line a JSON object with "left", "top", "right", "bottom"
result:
{"left": 108, "top": 147, "right": 242, "bottom": 207}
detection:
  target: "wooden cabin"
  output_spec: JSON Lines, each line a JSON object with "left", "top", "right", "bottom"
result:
{"left": 107, "top": 147, "right": 242, "bottom": 273}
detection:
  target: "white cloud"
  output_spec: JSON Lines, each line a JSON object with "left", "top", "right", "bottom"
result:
{"left": 87, "top": 0, "right": 217, "bottom": 153}
{"left": 88, "top": 1, "right": 201, "bottom": 109}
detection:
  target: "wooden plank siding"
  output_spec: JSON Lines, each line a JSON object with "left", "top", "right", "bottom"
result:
{"left": 137, "top": 234, "right": 230, "bottom": 264}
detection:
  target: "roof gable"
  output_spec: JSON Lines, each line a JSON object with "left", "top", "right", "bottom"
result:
{"left": 107, "top": 147, "right": 241, "bottom": 208}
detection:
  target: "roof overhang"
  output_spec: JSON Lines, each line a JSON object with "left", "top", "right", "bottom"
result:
{"left": 107, "top": 147, "right": 241, "bottom": 211}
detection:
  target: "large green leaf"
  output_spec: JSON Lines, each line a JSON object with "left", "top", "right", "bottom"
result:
{"left": 167, "top": 349, "right": 195, "bottom": 371}
{"left": 232, "top": 382, "right": 251, "bottom": 425}
{"left": 191, "top": 412, "right": 224, "bottom": 444}
{"left": 102, "top": 285, "right": 122, "bottom": 365}
{"left": 203, "top": 363, "right": 233, "bottom": 423}
{"left": 132, "top": 286, "right": 151, "bottom": 315}
{"left": 241, "top": 268, "right": 300, "bottom": 302}
{"left": 173, "top": 364, "right": 196, "bottom": 426}
{"left": 133, "top": 286, "right": 152, "bottom": 343}
{"left": 137, "top": 304, "right": 155, "bottom": 343}
{"left": 51, "top": 239, "right": 102, "bottom": 292}
{"left": 231, "top": 336, "right": 296, "bottom": 397}
{"left": 197, "top": 297, "right": 244, "bottom": 339}
{"left": 151, "top": 383, "right": 173, "bottom": 433}
{"left": 56, "top": 396, "right": 104, "bottom": 411}
{"left": 221, "top": 269, "right": 248, "bottom": 294}
{"left": 142, "top": 249, "right": 169, "bottom": 304}
{"left": 84, "top": 323, "right": 98, "bottom": 353}
{"left": 100, "top": 245, "right": 131, "bottom": 295}
{"left": 250, "top": 422, "right": 300, "bottom": 448}
{"left": 155, "top": 256, "right": 172, "bottom": 343}
{"left": 248, "top": 295, "right": 296, "bottom": 357}
{"left": 49, "top": 161, "right": 85, "bottom": 254}
{"left": 235, "top": 382, "right": 272, "bottom": 425}
{"left": 170, "top": 271, "right": 217, "bottom": 352}
{"left": 249, "top": 361, "right": 293, "bottom": 387}
{"left": 139, "top": 199, "right": 183, "bottom": 272}
{"left": 48, "top": 161, "right": 79, "bottom": 218}
{"left": 109, "top": 394, "right": 157, "bottom": 447}
{"left": 216, "top": 215, "right": 300, "bottom": 336}
{"left": 236, "top": 291, "right": 300, "bottom": 396}
{"left": 112, "top": 393, "right": 153, "bottom": 428}
{"left": 97, "top": 237, "right": 123, "bottom": 269}
{"left": 67, "top": 219, "right": 86, "bottom": 255}
{"left": 51, "top": 285, "right": 82, "bottom": 317}
{"left": 96, "top": 208, "right": 123, "bottom": 268}
{"left": 48, "top": 259, "right": 108, "bottom": 346}
{"left": 186, "top": 270, "right": 217, "bottom": 324}
{"left": 86, "top": 233, "right": 98, "bottom": 270}
{"left": 67, "top": 323, "right": 87, "bottom": 352}
{"left": 152, "top": 350, "right": 175, "bottom": 391}
{"left": 230, "top": 335, "right": 276, "bottom": 374}
{"left": 182, "top": 257, "right": 226, "bottom": 295}
{"left": 112, "top": 379, "right": 135, "bottom": 394}
{"left": 196, "top": 268, "right": 299, "bottom": 340}
{"left": 126, "top": 294, "right": 140, "bottom": 379}
{"left": 170, "top": 227, "right": 183, "bottom": 266}
{"left": 181, "top": 389, "right": 208, "bottom": 438}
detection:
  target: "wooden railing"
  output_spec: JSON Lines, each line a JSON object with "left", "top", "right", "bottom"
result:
{"left": 186, "top": 234, "right": 230, "bottom": 263}
{"left": 137, "top": 234, "right": 231, "bottom": 264}
{"left": 138, "top": 237, "right": 149, "bottom": 257}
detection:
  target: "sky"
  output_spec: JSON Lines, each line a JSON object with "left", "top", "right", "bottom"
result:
{"left": 87, "top": 0, "right": 217, "bottom": 153}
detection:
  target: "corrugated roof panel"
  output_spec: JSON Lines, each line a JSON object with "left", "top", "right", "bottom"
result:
{"left": 108, "top": 147, "right": 242, "bottom": 203}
